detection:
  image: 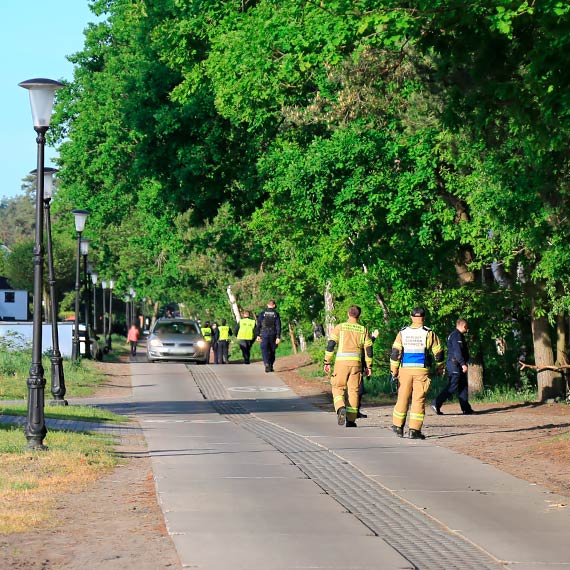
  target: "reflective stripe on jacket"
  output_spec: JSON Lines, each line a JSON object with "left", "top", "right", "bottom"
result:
{"left": 325, "top": 321, "right": 372, "bottom": 367}
{"left": 236, "top": 317, "right": 256, "bottom": 340}
{"left": 218, "top": 326, "right": 230, "bottom": 341}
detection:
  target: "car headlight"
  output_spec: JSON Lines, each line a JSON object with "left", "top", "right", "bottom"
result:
{"left": 196, "top": 340, "right": 207, "bottom": 349}
{"left": 149, "top": 338, "right": 164, "bottom": 348}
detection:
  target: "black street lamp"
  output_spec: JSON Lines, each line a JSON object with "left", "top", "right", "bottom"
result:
{"left": 101, "top": 279, "right": 107, "bottom": 350}
{"left": 107, "top": 279, "right": 114, "bottom": 351}
{"left": 80, "top": 238, "right": 92, "bottom": 358}
{"left": 19, "top": 77, "right": 63, "bottom": 449}
{"left": 71, "top": 210, "right": 89, "bottom": 363}
{"left": 130, "top": 287, "right": 136, "bottom": 327}
{"left": 33, "top": 166, "right": 68, "bottom": 405}
{"left": 125, "top": 294, "right": 131, "bottom": 330}
{"left": 91, "top": 270, "right": 98, "bottom": 333}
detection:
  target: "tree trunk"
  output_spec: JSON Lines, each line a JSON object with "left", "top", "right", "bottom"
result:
{"left": 531, "top": 309, "right": 564, "bottom": 401}
{"left": 468, "top": 357, "right": 484, "bottom": 396}
{"left": 324, "top": 281, "right": 335, "bottom": 338}
{"left": 288, "top": 323, "right": 298, "bottom": 354}
{"left": 556, "top": 313, "right": 567, "bottom": 365}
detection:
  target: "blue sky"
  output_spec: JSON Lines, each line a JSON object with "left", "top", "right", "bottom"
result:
{"left": 1, "top": 1, "right": 98, "bottom": 201}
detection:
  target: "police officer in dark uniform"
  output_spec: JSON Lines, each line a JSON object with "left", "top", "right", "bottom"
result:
{"left": 256, "top": 300, "right": 281, "bottom": 373}
{"left": 431, "top": 318, "right": 474, "bottom": 415}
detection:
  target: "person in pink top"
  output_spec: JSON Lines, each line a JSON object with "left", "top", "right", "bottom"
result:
{"left": 127, "top": 322, "right": 140, "bottom": 356}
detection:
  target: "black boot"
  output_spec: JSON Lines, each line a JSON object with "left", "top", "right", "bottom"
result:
{"left": 409, "top": 429, "right": 426, "bottom": 440}
{"left": 345, "top": 420, "right": 357, "bottom": 427}
{"left": 357, "top": 408, "right": 367, "bottom": 419}
{"left": 430, "top": 401, "right": 442, "bottom": 415}
{"left": 391, "top": 425, "right": 403, "bottom": 437}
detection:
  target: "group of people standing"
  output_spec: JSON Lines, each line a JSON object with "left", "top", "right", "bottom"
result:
{"left": 200, "top": 300, "right": 282, "bottom": 372}
{"left": 200, "top": 319, "right": 234, "bottom": 364}
{"left": 325, "top": 305, "right": 473, "bottom": 438}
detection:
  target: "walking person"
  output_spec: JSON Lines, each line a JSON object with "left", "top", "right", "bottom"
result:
{"left": 235, "top": 310, "right": 256, "bottom": 364}
{"left": 358, "top": 328, "right": 379, "bottom": 419}
{"left": 127, "top": 322, "right": 140, "bottom": 357}
{"left": 256, "top": 300, "right": 281, "bottom": 372}
{"left": 323, "top": 305, "right": 373, "bottom": 428}
{"left": 390, "top": 307, "right": 444, "bottom": 439}
{"left": 431, "top": 318, "right": 474, "bottom": 415}
{"left": 217, "top": 319, "right": 232, "bottom": 364}
{"left": 211, "top": 322, "right": 220, "bottom": 364}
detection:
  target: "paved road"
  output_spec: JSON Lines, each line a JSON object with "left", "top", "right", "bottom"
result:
{"left": 104, "top": 360, "right": 570, "bottom": 570}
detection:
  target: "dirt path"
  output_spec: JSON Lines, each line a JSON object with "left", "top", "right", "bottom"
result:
{"left": 2, "top": 355, "right": 569, "bottom": 568}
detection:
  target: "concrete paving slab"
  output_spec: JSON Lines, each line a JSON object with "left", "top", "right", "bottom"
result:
{"left": 129, "top": 362, "right": 570, "bottom": 569}
{"left": 171, "top": 533, "right": 413, "bottom": 570}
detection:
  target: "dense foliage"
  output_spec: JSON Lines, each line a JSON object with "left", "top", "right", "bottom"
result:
{"left": 36, "top": 0, "right": 570, "bottom": 399}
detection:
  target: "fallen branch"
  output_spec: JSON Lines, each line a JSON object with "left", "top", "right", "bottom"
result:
{"left": 518, "top": 361, "right": 570, "bottom": 373}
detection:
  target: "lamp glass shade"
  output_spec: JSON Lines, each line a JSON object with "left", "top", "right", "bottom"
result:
{"left": 80, "top": 238, "right": 90, "bottom": 256}
{"left": 43, "top": 168, "right": 57, "bottom": 200}
{"left": 19, "top": 78, "right": 64, "bottom": 127}
{"left": 102, "top": 280, "right": 107, "bottom": 289}
{"left": 91, "top": 272, "right": 98, "bottom": 284}
{"left": 72, "top": 209, "right": 90, "bottom": 232}
{"left": 109, "top": 280, "right": 115, "bottom": 289}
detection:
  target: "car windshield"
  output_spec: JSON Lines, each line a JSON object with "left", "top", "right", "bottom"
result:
{"left": 154, "top": 322, "right": 199, "bottom": 335}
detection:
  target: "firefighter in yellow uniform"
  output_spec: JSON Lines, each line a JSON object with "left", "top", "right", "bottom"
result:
{"left": 324, "top": 305, "right": 373, "bottom": 427}
{"left": 390, "top": 307, "right": 444, "bottom": 439}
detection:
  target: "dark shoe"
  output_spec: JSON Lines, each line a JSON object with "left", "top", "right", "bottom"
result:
{"left": 391, "top": 425, "right": 403, "bottom": 437}
{"left": 409, "top": 429, "right": 426, "bottom": 440}
{"left": 345, "top": 420, "right": 357, "bottom": 428}
{"left": 462, "top": 408, "right": 474, "bottom": 415}
{"left": 269, "top": 366, "right": 274, "bottom": 372}
{"left": 357, "top": 410, "right": 368, "bottom": 419}
{"left": 265, "top": 365, "right": 271, "bottom": 373}
{"left": 337, "top": 406, "right": 346, "bottom": 426}
{"left": 430, "top": 402, "right": 442, "bottom": 415}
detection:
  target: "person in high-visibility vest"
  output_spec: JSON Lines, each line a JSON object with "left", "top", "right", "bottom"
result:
{"left": 217, "top": 319, "right": 232, "bottom": 364}
{"left": 390, "top": 307, "right": 444, "bottom": 439}
{"left": 235, "top": 310, "right": 256, "bottom": 364}
{"left": 323, "top": 305, "right": 373, "bottom": 428}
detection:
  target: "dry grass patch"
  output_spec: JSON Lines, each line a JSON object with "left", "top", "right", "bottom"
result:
{"left": 0, "top": 426, "right": 117, "bottom": 534}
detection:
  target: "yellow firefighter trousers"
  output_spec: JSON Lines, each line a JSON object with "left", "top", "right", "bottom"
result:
{"left": 392, "top": 369, "right": 431, "bottom": 431}
{"left": 331, "top": 362, "right": 361, "bottom": 422}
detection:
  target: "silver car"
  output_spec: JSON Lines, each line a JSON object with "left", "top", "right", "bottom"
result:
{"left": 146, "top": 318, "right": 209, "bottom": 363}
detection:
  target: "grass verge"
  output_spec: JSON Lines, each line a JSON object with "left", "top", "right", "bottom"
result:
{"left": 0, "top": 404, "right": 129, "bottom": 423}
{"left": 0, "top": 424, "right": 117, "bottom": 534}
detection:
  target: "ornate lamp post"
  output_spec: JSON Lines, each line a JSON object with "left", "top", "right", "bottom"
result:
{"left": 101, "top": 279, "right": 107, "bottom": 350}
{"left": 107, "top": 279, "right": 114, "bottom": 350}
{"left": 71, "top": 210, "right": 89, "bottom": 363}
{"left": 130, "top": 287, "right": 136, "bottom": 327}
{"left": 80, "top": 238, "right": 92, "bottom": 358}
{"left": 32, "top": 166, "right": 68, "bottom": 405}
{"left": 19, "top": 77, "right": 63, "bottom": 449}
{"left": 91, "top": 271, "right": 98, "bottom": 333}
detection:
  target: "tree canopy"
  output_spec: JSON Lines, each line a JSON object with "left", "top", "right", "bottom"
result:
{"left": 40, "top": 0, "right": 570, "bottom": 400}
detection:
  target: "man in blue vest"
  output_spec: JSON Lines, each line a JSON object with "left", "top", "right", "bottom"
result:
{"left": 256, "top": 300, "right": 281, "bottom": 373}
{"left": 390, "top": 307, "right": 444, "bottom": 439}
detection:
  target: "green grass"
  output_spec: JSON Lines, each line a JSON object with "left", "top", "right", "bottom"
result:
{"left": 0, "top": 349, "right": 116, "bottom": 400}
{"left": 0, "top": 422, "right": 117, "bottom": 454}
{"left": 0, "top": 403, "right": 129, "bottom": 423}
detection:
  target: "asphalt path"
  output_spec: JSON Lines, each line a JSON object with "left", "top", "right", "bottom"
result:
{"left": 124, "top": 359, "right": 570, "bottom": 570}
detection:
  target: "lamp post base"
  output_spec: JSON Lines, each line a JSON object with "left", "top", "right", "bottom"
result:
{"left": 49, "top": 398, "right": 69, "bottom": 406}
{"left": 26, "top": 439, "right": 49, "bottom": 451}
